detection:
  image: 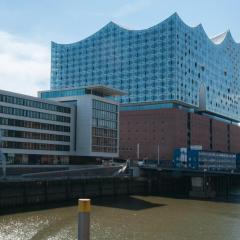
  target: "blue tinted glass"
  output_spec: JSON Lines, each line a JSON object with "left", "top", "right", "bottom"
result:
{"left": 50, "top": 13, "right": 240, "bottom": 121}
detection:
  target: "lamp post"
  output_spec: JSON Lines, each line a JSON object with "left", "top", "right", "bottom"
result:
{"left": 157, "top": 144, "right": 160, "bottom": 166}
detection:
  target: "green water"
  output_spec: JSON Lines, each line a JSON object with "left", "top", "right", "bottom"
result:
{"left": 0, "top": 196, "right": 240, "bottom": 240}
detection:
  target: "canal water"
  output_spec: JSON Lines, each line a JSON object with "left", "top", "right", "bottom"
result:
{"left": 0, "top": 196, "right": 240, "bottom": 240}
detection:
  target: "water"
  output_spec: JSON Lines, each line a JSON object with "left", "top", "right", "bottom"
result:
{"left": 0, "top": 196, "right": 240, "bottom": 240}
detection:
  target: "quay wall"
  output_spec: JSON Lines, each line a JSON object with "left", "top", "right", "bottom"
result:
{"left": 0, "top": 177, "right": 148, "bottom": 209}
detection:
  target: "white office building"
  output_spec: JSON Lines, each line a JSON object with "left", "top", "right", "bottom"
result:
{"left": 0, "top": 85, "right": 123, "bottom": 165}
{"left": 39, "top": 85, "right": 125, "bottom": 159}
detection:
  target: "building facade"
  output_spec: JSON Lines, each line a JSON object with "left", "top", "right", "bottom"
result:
{"left": 119, "top": 107, "right": 240, "bottom": 161}
{"left": 39, "top": 85, "right": 123, "bottom": 158}
{"left": 0, "top": 86, "right": 122, "bottom": 164}
{"left": 0, "top": 89, "right": 74, "bottom": 164}
{"left": 50, "top": 13, "right": 240, "bottom": 122}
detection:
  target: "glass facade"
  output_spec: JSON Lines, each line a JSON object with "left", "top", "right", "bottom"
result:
{"left": 120, "top": 102, "right": 194, "bottom": 112}
{"left": 39, "top": 87, "right": 112, "bottom": 99}
{"left": 0, "top": 105, "right": 70, "bottom": 123}
{"left": 92, "top": 99, "right": 118, "bottom": 153}
{"left": 0, "top": 117, "right": 70, "bottom": 132}
{"left": 40, "top": 88, "right": 85, "bottom": 99}
{"left": 2, "top": 142, "right": 69, "bottom": 151}
{"left": 0, "top": 93, "right": 70, "bottom": 113}
{"left": 51, "top": 13, "right": 240, "bottom": 121}
{"left": 0, "top": 129, "right": 70, "bottom": 142}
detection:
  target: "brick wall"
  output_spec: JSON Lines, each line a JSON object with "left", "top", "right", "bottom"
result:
{"left": 119, "top": 108, "right": 240, "bottom": 161}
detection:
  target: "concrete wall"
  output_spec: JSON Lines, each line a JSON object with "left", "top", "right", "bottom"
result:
{"left": 0, "top": 177, "right": 148, "bottom": 209}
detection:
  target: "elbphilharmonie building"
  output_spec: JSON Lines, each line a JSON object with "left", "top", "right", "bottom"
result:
{"left": 50, "top": 13, "right": 240, "bottom": 122}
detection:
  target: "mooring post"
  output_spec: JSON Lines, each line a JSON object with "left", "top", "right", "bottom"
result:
{"left": 78, "top": 199, "right": 91, "bottom": 240}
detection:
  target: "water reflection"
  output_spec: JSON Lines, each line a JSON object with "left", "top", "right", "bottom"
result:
{"left": 0, "top": 196, "right": 240, "bottom": 240}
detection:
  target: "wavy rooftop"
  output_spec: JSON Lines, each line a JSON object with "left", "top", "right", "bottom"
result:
{"left": 51, "top": 13, "right": 240, "bottom": 122}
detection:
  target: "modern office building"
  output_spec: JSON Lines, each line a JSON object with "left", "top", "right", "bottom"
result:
{"left": 0, "top": 86, "right": 122, "bottom": 164}
{"left": 50, "top": 13, "right": 240, "bottom": 122}
{"left": 0, "top": 89, "right": 74, "bottom": 164}
{"left": 39, "top": 85, "right": 124, "bottom": 159}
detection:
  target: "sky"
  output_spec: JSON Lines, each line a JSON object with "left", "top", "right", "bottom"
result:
{"left": 0, "top": 0, "right": 239, "bottom": 96}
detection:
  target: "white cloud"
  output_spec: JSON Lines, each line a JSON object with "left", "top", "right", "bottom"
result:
{"left": 0, "top": 31, "right": 50, "bottom": 97}
{"left": 113, "top": 0, "right": 152, "bottom": 18}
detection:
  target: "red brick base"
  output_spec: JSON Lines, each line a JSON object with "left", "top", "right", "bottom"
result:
{"left": 119, "top": 108, "right": 240, "bottom": 161}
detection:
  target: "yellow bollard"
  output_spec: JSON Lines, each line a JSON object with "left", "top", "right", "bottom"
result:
{"left": 78, "top": 199, "right": 91, "bottom": 240}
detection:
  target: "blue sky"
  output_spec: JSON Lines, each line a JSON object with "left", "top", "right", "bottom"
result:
{"left": 0, "top": 0, "right": 239, "bottom": 96}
